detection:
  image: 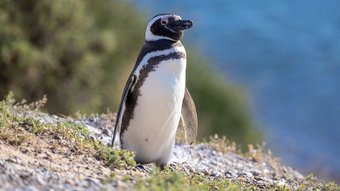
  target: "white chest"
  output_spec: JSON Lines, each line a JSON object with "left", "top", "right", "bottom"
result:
{"left": 121, "top": 57, "right": 186, "bottom": 164}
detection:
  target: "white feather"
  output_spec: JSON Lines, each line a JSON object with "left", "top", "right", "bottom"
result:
{"left": 121, "top": 52, "right": 186, "bottom": 164}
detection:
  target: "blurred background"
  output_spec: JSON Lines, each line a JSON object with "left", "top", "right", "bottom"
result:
{"left": 0, "top": 0, "right": 339, "bottom": 183}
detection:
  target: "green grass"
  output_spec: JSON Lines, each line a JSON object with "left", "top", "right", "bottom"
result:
{"left": 133, "top": 168, "right": 255, "bottom": 191}
{"left": 0, "top": 94, "right": 135, "bottom": 168}
{"left": 132, "top": 168, "right": 340, "bottom": 191}
{"left": 1, "top": 94, "right": 339, "bottom": 190}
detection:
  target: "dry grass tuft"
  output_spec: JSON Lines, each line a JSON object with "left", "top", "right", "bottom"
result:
{"left": 206, "top": 134, "right": 238, "bottom": 153}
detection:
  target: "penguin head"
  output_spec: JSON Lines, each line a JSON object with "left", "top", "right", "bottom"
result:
{"left": 145, "top": 14, "right": 193, "bottom": 42}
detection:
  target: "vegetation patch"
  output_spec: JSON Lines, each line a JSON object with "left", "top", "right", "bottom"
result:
{"left": 0, "top": 95, "right": 339, "bottom": 190}
{"left": 0, "top": 93, "right": 135, "bottom": 169}
{"left": 134, "top": 169, "right": 255, "bottom": 191}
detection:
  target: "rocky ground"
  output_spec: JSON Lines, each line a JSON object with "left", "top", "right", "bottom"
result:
{"left": 0, "top": 101, "right": 338, "bottom": 190}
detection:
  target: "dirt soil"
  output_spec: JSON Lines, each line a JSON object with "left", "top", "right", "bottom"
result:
{"left": 0, "top": 110, "right": 310, "bottom": 190}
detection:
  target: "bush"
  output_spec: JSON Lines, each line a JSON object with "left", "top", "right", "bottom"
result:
{"left": 0, "top": 0, "right": 260, "bottom": 145}
{"left": 186, "top": 50, "right": 261, "bottom": 144}
{"left": 0, "top": 0, "right": 144, "bottom": 113}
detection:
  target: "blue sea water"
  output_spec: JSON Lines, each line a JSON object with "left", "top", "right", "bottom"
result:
{"left": 131, "top": 0, "right": 340, "bottom": 181}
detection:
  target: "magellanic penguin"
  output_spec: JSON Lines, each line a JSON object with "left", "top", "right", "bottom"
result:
{"left": 112, "top": 14, "right": 198, "bottom": 169}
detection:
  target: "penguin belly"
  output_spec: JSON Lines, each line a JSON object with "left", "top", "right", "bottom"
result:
{"left": 121, "top": 58, "right": 186, "bottom": 165}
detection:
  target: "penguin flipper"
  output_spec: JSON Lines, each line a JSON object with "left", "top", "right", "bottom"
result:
{"left": 180, "top": 87, "right": 198, "bottom": 145}
{"left": 111, "top": 75, "right": 137, "bottom": 147}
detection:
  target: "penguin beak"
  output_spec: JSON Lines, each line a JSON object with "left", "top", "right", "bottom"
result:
{"left": 167, "top": 19, "right": 193, "bottom": 32}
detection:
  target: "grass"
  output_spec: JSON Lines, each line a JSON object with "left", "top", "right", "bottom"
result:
{"left": 294, "top": 174, "right": 340, "bottom": 191}
{"left": 0, "top": 93, "right": 135, "bottom": 168}
{"left": 133, "top": 168, "right": 256, "bottom": 191}
{"left": 132, "top": 169, "right": 340, "bottom": 191}
{"left": 1, "top": 94, "right": 339, "bottom": 190}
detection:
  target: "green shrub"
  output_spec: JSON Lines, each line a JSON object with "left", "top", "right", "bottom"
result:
{"left": 186, "top": 50, "right": 261, "bottom": 144}
{"left": 0, "top": 0, "right": 144, "bottom": 113}
{"left": 0, "top": 0, "right": 260, "bottom": 145}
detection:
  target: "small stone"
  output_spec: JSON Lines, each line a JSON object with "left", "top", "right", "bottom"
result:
{"left": 210, "top": 171, "right": 222, "bottom": 177}
{"left": 225, "top": 171, "right": 234, "bottom": 178}
{"left": 251, "top": 170, "right": 260, "bottom": 177}
{"left": 53, "top": 134, "right": 61, "bottom": 140}
{"left": 102, "top": 129, "right": 109, "bottom": 135}
{"left": 36, "top": 176, "right": 46, "bottom": 185}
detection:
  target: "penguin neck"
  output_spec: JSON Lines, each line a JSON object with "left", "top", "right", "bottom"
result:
{"left": 145, "top": 39, "right": 182, "bottom": 49}
{"left": 133, "top": 39, "right": 184, "bottom": 71}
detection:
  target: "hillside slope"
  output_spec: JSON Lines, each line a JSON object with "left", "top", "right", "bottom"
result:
{"left": 0, "top": 99, "right": 338, "bottom": 191}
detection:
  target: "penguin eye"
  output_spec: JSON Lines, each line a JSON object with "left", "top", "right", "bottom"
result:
{"left": 161, "top": 18, "right": 168, "bottom": 25}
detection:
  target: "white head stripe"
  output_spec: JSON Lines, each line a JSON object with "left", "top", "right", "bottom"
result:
{"left": 145, "top": 14, "right": 179, "bottom": 41}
